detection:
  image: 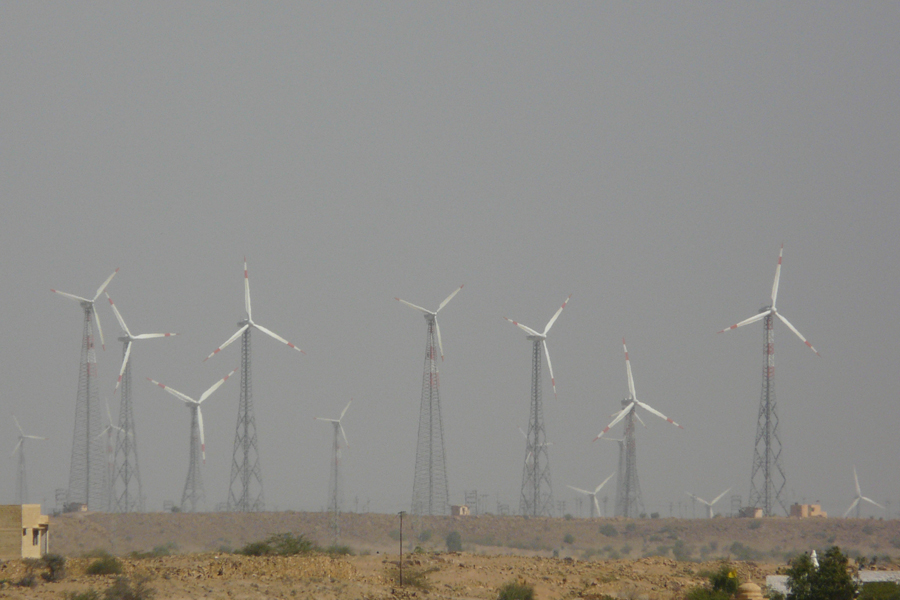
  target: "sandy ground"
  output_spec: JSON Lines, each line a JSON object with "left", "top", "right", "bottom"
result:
{"left": 0, "top": 512, "right": 896, "bottom": 599}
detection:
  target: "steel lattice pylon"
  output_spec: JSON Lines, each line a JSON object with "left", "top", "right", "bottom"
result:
{"left": 411, "top": 316, "right": 450, "bottom": 516}
{"left": 615, "top": 400, "right": 644, "bottom": 518}
{"left": 113, "top": 342, "right": 144, "bottom": 512}
{"left": 66, "top": 305, "right": 108, "bottom": 510}
{"left": 227, "top": 325, "right": 265, "bottom": 512}
{"left": 748, "top": 311, "right": 787, "bottom": 516}
{"left": 326, "top": 422, "right": 343, "bottom": 544}
{"left": 520, "top": 339, "right": 553, "bottom": 517}
{"left": 182, "top": 405, "right": 206, "bottom": 512}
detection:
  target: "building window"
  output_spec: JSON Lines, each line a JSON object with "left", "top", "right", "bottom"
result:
{"left": 33, "top": 529, "right": 39, "bottom": 545}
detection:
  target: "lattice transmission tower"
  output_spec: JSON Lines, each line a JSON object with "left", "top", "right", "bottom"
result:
{"left": 396, "top": 286, "right": 462, "bottom": 517}
{"left": 718, "top": 246, "right": 820, "bottom": 516}
{"left": 505, "top": 295, "right": 571, "bottom": 517}
{"left": 206, "top": 259, "right": 304, "bottom": 512}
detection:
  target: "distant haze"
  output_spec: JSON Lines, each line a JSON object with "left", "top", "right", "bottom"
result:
{"left": 1, "top": 3, "right": 898, "bottom": 518}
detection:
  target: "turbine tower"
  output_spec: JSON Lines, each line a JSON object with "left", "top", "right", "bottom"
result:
{"left": 107, "top": 293, "right": 177, "bottom": 513}
{"left": 594, "top": 339, "right": 683, "bottom": 518}
{"left": 686, "top": 488, "right": 732, "bottom": 518}
{"left": 504, "top": 294, "right": 571, "bottom": 517}
{"left": 11, "top": 416, "right": 47, "bottom": 505}
{"left": 567, "top": 472, "right": 615, "bottom": 518}
{"left": 206, "top": 259, "right": 304, "bottom": 512}
{"left": 52, "top": 268, "right": 118, "bottom": 510}
{"left": 395, "top": 285, "right": 463, "bottom": 516}
{"left": 603, "top": 437, "right": 627, "bottom": 512}
{"left": 316, "top": 400, "right": 351, "bottom": 545}
{"left": 718, "top": 245, "right": 820, "bottom": 516}
{"left": 843, "top": 466, "right": 883, "bottom": 518}
{"left": 96, "top": 401, "right": 122, "bottom": 511}
{"left": 148, "top": 368, "right": 238, "bottom": 513}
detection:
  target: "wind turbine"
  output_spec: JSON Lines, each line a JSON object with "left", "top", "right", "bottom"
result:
{"left": 316, "top": 400, "right": 352, "bottom": 545}
{"left": 519, "top": 427, "right": 552, "bottom": 466}
{"left": 52, "top": 268, "right": 118, "bottom": 510}
{"left": 395, "top": 284, "right": 462, "bottom": 516}
{"left": 567, "top": 472, "right": 615, "bottom": 518}
{"left": 718, "top": 245, "right": 820, "bottom": 516}
{"left": 505, "top": 294, "right": 571, "bottom": 517}
{"left": 206, "top": 258, "right": 304, "bottom": 512}
{"left": 685, "top": 488, "right": 732, "bottom": 518}
{"left": 594, "top": 339, "right": 683, "bottom": 517}
{"left": 106, "top": 292, "right": 176, "bottom": 512}
{"left": 843, "top": 466, "right": 883, "bottom": 518}
{"left": 11, "top": 416, "right": 46, "bottom": 505}
{"left": 148, "top": 367, "right": 238, "bottom": 513}
{"left": 95, "top": 401, "right": 122, "bottom": 511}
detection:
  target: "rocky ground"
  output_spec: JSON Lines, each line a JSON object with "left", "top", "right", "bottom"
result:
{"left": 0, "top": 511, "right": 896, "bottom": 599}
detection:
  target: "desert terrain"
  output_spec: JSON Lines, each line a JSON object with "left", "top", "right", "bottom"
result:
{"left": 0, "top": 511, "right": 898, "bottom": 599}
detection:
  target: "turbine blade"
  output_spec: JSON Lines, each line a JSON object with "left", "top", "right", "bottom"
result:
{"left": 503, "top": 317, "right": 541, "bottom": 337}
{"left": 593, "top": 495, "right": 602, "bottom": 518}
{"left": 197, "top": 406, "right": 206, "bottom": 463}
{"left": 634, "top": 411, "right": 648, "bottom": 428}
{"left": 205, "top": 324, "right": 250, "bottom": 361}
{"left": 718, "top": 310, "right": 770, "bottom": 334}
{"left": 435, "top": 319, "right": 445, "bottom": 361}
{"left": 244, "top": 258, "right": 251, "bottom": 321}
{"left": 711, "top": 487, "right": 732, "bottom": 505}
{"left": 51, "top": 289, "right": 90, "bottom": 303}
{"left": 518, "top": 427, "right": 527, "bottom": 439}
{"left": 566, "top": 485, "right": 591, "bottom": 495}
{"left": 113, "top": 341, "right": 133, "bottom": 395}
{"left": 132, "top": 333, "right": 177, "bottom": 340}
{"left": 93, "top": 305, "right": 106, "bottom": 350}
{"left": 339, "top": 423, "right": 349, "bottom": 448}
{"left": 543, "top": 339, "right": 557, "bottom": 398}
{"left": 395, "top": 298, "right": 431, "bottom": 314}
{"left": 595, "top": 472, "right": 615, "bottom": 494}
{"left": 340, "top": 400, "right": 352, "bottom": 421}
{"left": 636, "top": 399, "right": 684, "bottom": 429}
{"left": 436, "top": 284, "right": 464, "bottom": 313}
{"left": 854, "top": 466, "right": 861, "bottom": 496}
{"left": 199, "top": 366, "right": 240, "bottom": 403}
{"left": 775, "top": 312, "right": 820, "bottom": 355}
{"left": 593, "top": 402, "right": 635, "bottom": 440}
{"left": 623, "top": 338, "right": 636, "bottom": 400}
{"left": 92, "top": 268, "right": 119, "bottom": 302}
{"left": 24, "top": 435, "right": 46, "bottom": 440}
{"left": 844, "top": 498, "right": 860, "bottom": 518}
{"left": 146, "top": 377, "right": 196, "bottom": 404}
{"left": 254, "top": 322, "right": 304, "bottom": 354}
{"left": 13, "top": 415, "right": 24, "bottom": 436}
{"left": 105, "top": 399, "right": 114, "bottom": 426}
{"left": 11, "top": 439, "right": 22, "bottom": 457}
{"left": 771, "top": 244, "right": 783, "bottom": 307}
{"left": 106, "top": 293, "right": 131, "bottom": 337}
{"left": 861, "top": 496, "right": 884, "bottom": 510}
{"left": 543, "top": 294, "right": 572, "bottom": 335}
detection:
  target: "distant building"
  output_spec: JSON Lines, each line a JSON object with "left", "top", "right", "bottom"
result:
{"left": 450, "top": 505, "right": 470, "bottom": 517}
{"left": 790, "top": 503, "right": 827, "bottom": 518}
{"left": 738, "top": 506, "right": 764, "bottom": 518}
{"left": 0, "top": 505, "right": 50, "bottom": 559}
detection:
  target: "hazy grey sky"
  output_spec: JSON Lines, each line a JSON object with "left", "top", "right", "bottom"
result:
{"left": 1, "top": 3, "right": 898, "bottom": 518}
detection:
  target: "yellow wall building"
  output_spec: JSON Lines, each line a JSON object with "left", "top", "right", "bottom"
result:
{"left": 0, "top": 505, "right": 50, "bottom": 558}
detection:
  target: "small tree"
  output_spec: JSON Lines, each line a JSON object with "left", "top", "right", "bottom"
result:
{"left": 785, "top": 546, "right": 857, "bottom": 600}
{"left": 446, "top": 531, "right": 462, "bottom": 552}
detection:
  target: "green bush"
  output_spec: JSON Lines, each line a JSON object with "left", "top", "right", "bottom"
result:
{"left": 784, "top": 546, "right": 857, "bottom": 600}
{"left": 708, "top": 564, "right": 740, "bottom": 595}
{"left": 42, "top": 553, "right": 66, "bottom": 581}
{"left": 563, "top": 533, "right": 575, "bottom": 545}
{"left": 323, "top": 544, "right": 354, "bottom": 556}
{"left": 386, "top": 565, "right": 437, "bottom": 589}
{"left": 417, "top": 530, "right": 432, "bottom": 542}
{"left": 103, "top": 574, "right": 154, "bottom": 600}
{"left": 86, "top": 554, "right": 123, "bottom": 575}
{"left": 598, "top": 524, "right": 618, "bottom": 537}
{"left": 497, "top": 580, "right": 535, "bottom": 600}
{"left": 446, "top": 531, "right": 462, "bottom": 552}
{"left": 64, "top": 591, "right": 101, "bottom": 600}
{"left": 238, "top": 533, "right": 315, "bottom": 556}
{"left": 860, "top": 581, "right": 900, "bottom": 600}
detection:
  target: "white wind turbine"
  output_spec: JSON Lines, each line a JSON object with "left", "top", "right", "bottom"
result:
{"left": 52, "top": 269, "right": 118, "bottom": 351}
{"left": 568, "top": 472, "right": 615, "bottom": 518}
{"left": 685, "top": 488, "right": 732, "bottom": 518}
{"left": 316, "top": 400, "right": 352, "bottom": 544}
{"left": 395, "top": 284, "right": 463, "bottom": 361}
{"left": 106, "top": 292, "right": 176, "bottom": 513}
{"left": 147, "top": 367, "right": 239, "bottom": 513}
{"left": 843, "top": 466, "right": 883, "bottom": 519}
{"left": 11, "top": 416, "right": 47, "bottom": 505}
{"left": 206, "top": 258, "right": 304, "bottom": 512}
